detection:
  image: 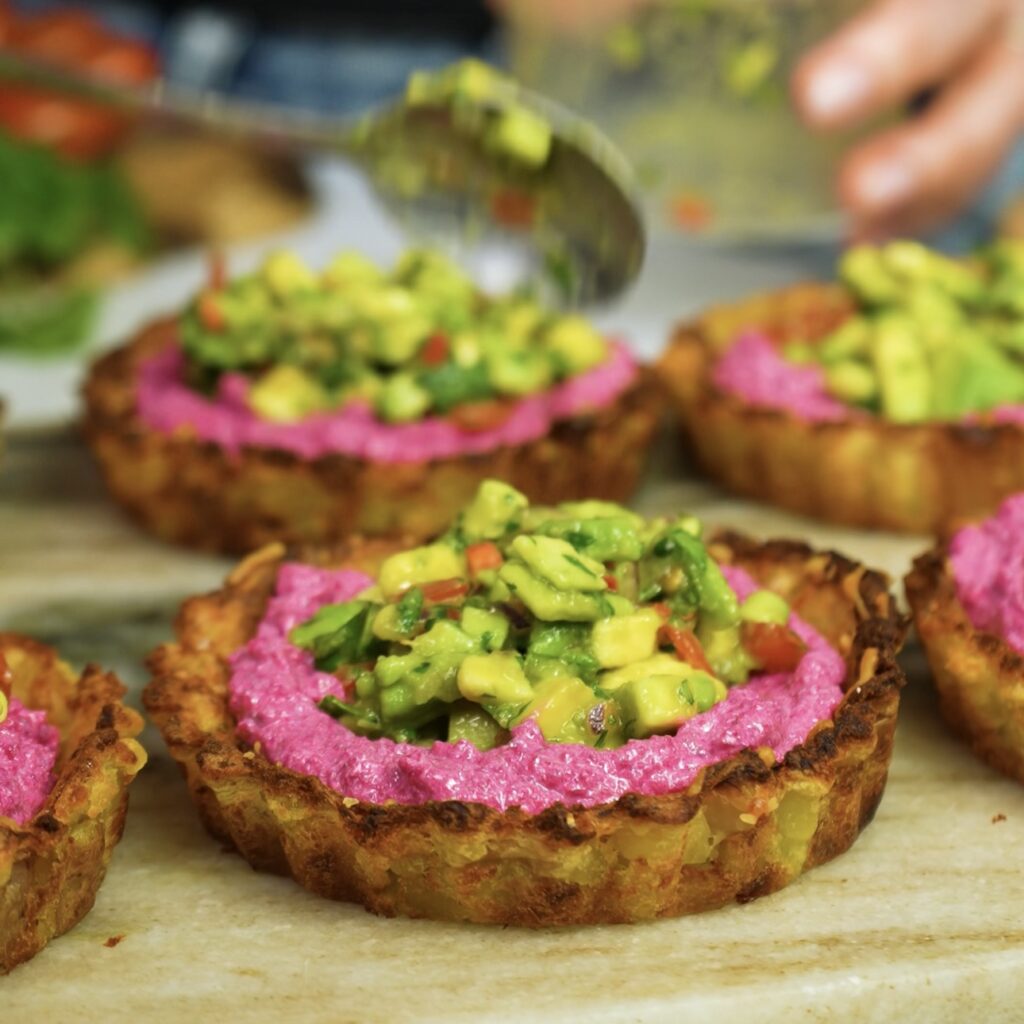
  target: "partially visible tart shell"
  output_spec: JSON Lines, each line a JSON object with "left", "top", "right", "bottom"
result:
{"left": 0, "top": 634, "right": 146, "bottom": 974}
{"left": 906, "top": 545, "right": 1024, "bottom": 784}
{"left": 660, "top": 283, "right": 1024, "bottom": 534}
{"left": 144, "top": 536, "right": 905, "bottom": 927}
{"left": 83, "top": 320, "right": 660, "bottom": 554}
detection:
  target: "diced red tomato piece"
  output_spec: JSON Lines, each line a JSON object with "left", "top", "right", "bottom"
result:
{"left": 84, "top": 38, "right": 160, "bottom": 85}
{"left": 668, "top": 191, "right": 714, "bottom": 232}
{"left": 421, "top": 332, "right": 449, "bottom": 366}
{"left": 466, "top": 541, "right": 503, "bottom": 575}
{"left": 197, "top": 291, "right": 227, "bottom": 332}
{"left": 207, "top": 250, "right": 228, "bottom": 291}
{"left": 659, "top": 624, "right": 713, "bottom": 674}
{"left": 740, "top": 622, "right": 807, "bottom": 673}
{"left": 448, "top": 399, "right": 514, "bottom": 433}
{"left": 602, "top": 574, "right": 618, "bottom": 591}
{"left": 420, "top": 578, "right": 470, "bottom": 603}
{"left": 651, "top": 602, "right": 671, "bottom": 620}
{"left": 490, "top": 188, "right": 535, "bottom": 228}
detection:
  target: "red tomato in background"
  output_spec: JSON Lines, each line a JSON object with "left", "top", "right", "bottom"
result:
{"left": 0, "top": 6, "right": 158, "bottom": 160}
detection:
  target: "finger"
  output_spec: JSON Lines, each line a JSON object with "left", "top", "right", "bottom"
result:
{"left": 839, "top": 31, "right": 1024, "bottom": 238}
{"left": 792, "top": 0, "right": 1006, "bottom": 129}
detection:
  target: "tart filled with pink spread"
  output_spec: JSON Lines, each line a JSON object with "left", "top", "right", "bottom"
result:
{"left": 84, "top": 248, "right": 657, "bottom": 553}
{"left": 146, "top": 481, "right": 905, "bottom": 926}
{"left": 0, "top": 635, "right": 146, "bottom": 974}
{"left": 661, "top": 239, "right": 1024, "bottom": 533}
{"left": 907, "top": 494, "right": 1024, "bottom": 784}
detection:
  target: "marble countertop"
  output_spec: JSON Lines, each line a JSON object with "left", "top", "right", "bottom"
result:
{"left": 1, "top": 429, "right": 1022, "bottom": 1022}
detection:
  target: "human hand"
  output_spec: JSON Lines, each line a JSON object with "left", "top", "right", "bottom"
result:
{"left": 793, "top": 0, "right": 1024, "bottom": 239}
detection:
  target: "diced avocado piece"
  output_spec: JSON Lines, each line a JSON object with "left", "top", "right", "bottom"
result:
{"left": 510, "top": 535, "right": 607, "bottom": 592}
{"left": 378, "top": 544, "right": 467, "bottom": 599}
{"left": 782, "top": 341, "right": 818, "bottom": 364}
{"left": 683, "top": 671, "right": 728, "bottom": 713}
{"left": 247, "top": 365, "right": 328, "bottom": 422}
{"left": 374, "top": 371, "right": 432, "bottom": 423}
{"left": 592, "top": 609, "right": 662, "bottom": 668}
{"left": 599, "top": 653, "right": 694, "bottom": 692}
{"left": 933, "top": 333, "right": 1024, "bottom": 417}
{"left": 550, "top": 499, "right": 644, "bottom": 526}
{"left": 696, "top": 623, "right": 752, "bottom": 686}
{"left": 818, "top": 318, "right": 871, "bottom": 365}
{"left": 290, "top": 600, "right": 376, "bottom": 669}
{"left": 460, "top": 480, "right": 528, "bottom": 541}
{"left": 739, "top": 590, "right": 791, "bottom": 626}
{"left": 499, "top": 563, "right": 611, "bottom": 622}
{"left": 513, "top": 675, "right": 603, "bottom": 745}
{"left": 618, "top": 676, "right": 696, "bottom": 738}
{"left": 870, "top": 316, "right": 931, "bottom": 422}
{"left": 262, "top": 251, "right": 317, "bottom": 298}
{"left": 447, "top": 703, "right": 506, "bottom": 750}
{"left": 484, "top": 106, "right": 553, "bottom": 168}
{"left": 523, "top": 628, "right": 601, "bottom": 684}
{"left": 697, "top": 559, "right": 740, "bottom": 629}
{"left": 487, "top": 348, "right": 553, "bottom": 396}
{"left": 824, "top": 360, "right": 877, "bottom": 404}
{"left": 641, "top": 526, "right": 710, "bottom": 610}
{"left": 606, "top": 594, "right": 637, "bottom": 616}
{"left": 407, "top": 58, "right": 501, "bottom": 106}
{"left": 526, "top": 622, "right": 590, "bottom": 658}
{"left": 375, "top": 621, "right": 477, "bottom": 705}
{"left": 840, "top": 245, "right": 902, "bottom": 305}
{"left": 460, "top": 606, "right": 510, "bottom": 651}
{"left": 544, "top": 315, "right": 607, "bottom": 374}
{"left": 534, "top": 515, "right": 646, "bottom": 562}
{"left": 322, "top": 251, "right": 384, "bottom": 289}
{"left": 373, "top": 587, "right": 424, "bottom": 641}
{"left": 457, "top": 652, "right": 534, "bottom": 705}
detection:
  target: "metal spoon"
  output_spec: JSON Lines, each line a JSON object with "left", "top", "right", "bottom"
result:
{"left": 0, "top": 51, "right": 645, "bottom": 305}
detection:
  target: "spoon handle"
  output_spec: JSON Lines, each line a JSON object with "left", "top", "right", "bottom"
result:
{"left": 0, "top": 48, "right": 359, "bottom": 155}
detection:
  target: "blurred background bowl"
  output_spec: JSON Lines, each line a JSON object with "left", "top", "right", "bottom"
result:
{"left": 503, "top": 0, "right": 882, "bottom": 242}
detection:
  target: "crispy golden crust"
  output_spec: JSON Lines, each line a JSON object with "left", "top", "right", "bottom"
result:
{"left": 660, "top": 283, "right": 1024, "bottom": 534}
{"left": 144, "top": 537, "right": 905, "bottom": 927}
{"left": 906, "top": 546, "right": 1024, "bottom": 784}
{"left": 0, "top": 634, "right": 146, "bottom": 974}
{"left": 82, "top": 321, "right": 660, "bottom": 554}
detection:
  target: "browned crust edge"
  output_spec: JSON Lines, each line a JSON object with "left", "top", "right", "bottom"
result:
{"left": 905, "top": 545, "right": 1024, "bottom": 784}
{"left": 143, "top": 535, "right": 906, "bottom": 927}
{"left": 82, "top": 321, "right": 661, "bottom": 554}
{"left": 0, "top": 634, "right": 147, "bottom": 974}
{"left": 658, "top": 283, "right": 1024, "bottom": 534}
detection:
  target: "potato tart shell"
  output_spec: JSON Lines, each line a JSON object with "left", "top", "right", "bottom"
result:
{"left": 906, "top": 546, "right": 1024, "bottom": 784}
{"left": 83, "top": 321, "right": 661, "bottom": 554}
{"left": 144, "top": 536, "right": 905, "bottom": 927}
{"left": 0, "top": 634, "right": 147, "bottom": 974}
{"left": 660, "top": 283, "right": 1024, "bottom": 534}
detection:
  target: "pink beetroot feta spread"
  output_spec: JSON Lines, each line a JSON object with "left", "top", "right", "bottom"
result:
{"left": 950, "top": 494, "right": 1024, "bottom": 655}
{"left": 228, "top": 562, "right": 847, "bottom": 815}
{"left": 711, "top": 333, "right": 851, "bottom": 423}
{"left": 136, "top": 341, "right": 637, "bottom": 463}
{"left": 0, "top": 701, "right": 60, "bottom": 825}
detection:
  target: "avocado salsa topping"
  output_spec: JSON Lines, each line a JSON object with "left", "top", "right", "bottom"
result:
{"left": 285, "top": 481, "right": 809, "bottom": 750}
{"left": 780, "top": 239, "right": 1024, "bottom": 423}
{"left": 179, "top": 248, "right": 610, "bottom": 427}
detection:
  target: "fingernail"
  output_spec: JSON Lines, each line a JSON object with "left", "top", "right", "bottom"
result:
{"left": 803, "top": 60, "right": 871, "bottom": 123}
{"left": 854, "top": 159, "right": 915, "bottom": 211}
